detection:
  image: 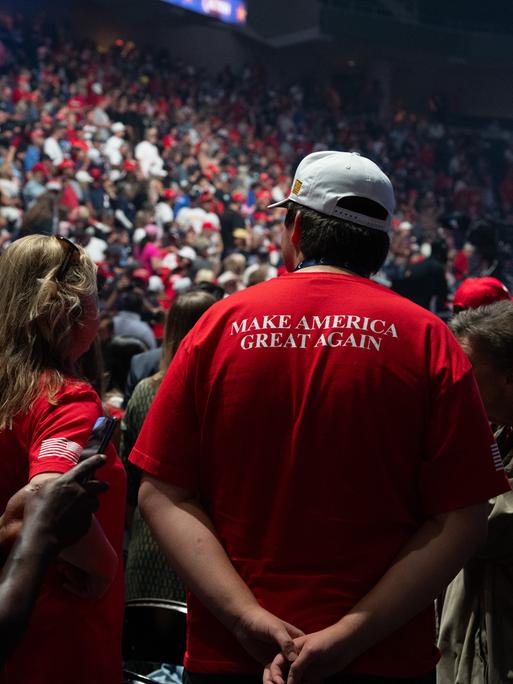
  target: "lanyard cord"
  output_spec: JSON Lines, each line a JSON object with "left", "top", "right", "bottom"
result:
{"left": 294, "top": 258, "right": 368, "bottom": 278}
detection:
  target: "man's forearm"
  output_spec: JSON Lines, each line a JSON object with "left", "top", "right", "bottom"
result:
{"left": 0, "top": 528, "right": 58, "bottom": 663}
{"left": 331, "top": 504, "right": 488, "bottom": 660}
{"left": 139, "top": 477, "right": 258, "bottom": 630}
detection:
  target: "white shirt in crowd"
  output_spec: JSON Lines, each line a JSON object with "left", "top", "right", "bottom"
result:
{"left": 175, "top": 206, "right": 220, "bottom": 235}
{"left": 43, "top": 136, "right": 64, "bottom": 166}
{"left": 135, "top": 140, "right": 165, "bottom": 178}
{"left": 84, "top": 235, "right": 108, "bottom": 263}
{"left": 104, "top": 135, "right": 125, "bottom": 167}
{"left": 155, "top": 201, "right": 174, "bottom": 228}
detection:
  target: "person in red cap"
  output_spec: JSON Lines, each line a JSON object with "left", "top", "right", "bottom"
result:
{"left": 58, "top": 159, "right": 80, "bottom": 212}
{"left": 130, "top": 151, "right": 508, "bottom": 684}
{"left": 22, "top": 163, "right": 47, "bottom": 206}
{"left": 453, "top": 276, "right": 511, "bottom": 313}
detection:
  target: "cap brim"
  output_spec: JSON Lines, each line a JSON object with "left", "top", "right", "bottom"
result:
{"left": 267, "top": 198, "right": 290, "bottom": 209}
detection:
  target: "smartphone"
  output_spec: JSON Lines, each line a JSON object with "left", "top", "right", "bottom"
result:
{"left": 79, "top": 416, "right": 118, "bottom": 463}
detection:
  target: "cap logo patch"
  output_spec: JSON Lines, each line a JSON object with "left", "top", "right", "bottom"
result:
{"left": 292, "top": 179, "right": 303, "bottom": 196}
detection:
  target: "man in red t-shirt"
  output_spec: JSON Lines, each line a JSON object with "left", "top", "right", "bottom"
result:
{"left": 130, "top": 152, "right": 509, "bottom": 684}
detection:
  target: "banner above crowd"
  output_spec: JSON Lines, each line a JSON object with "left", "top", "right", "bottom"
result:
{"left": 161, "top": 0, "right": 247, "bottom": 25}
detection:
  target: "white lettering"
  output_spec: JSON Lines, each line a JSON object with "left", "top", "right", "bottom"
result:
{"left": 255, "top": 333, "right": 269, "bottom": 348}
{"left": 369, "top": 319, "right": 386, "bottom": 334}
{"left": 367, "top": 335, "right": 382, "bottom": 351}
{"left": 346, "top": 315, "right": 361, "bottom": 330}
{"left": 312, "top": 315, "right": 332, "bottom": 329}
{"left": 262, "top": 315, "right": 278, "bottom": 329}
{"left": 298, "top": 333, "right": 311, "bottom": 349}
{"left": 327, "top": 332, "right": 344, "bottom": 347}
{"left": 270, "top": 332, "right": 283, "bottom": 347}
{"left": 343, "top": 334, "right": 358, "bottom": 348}
{"left": 332, "top": 315, "right": 346, "bottom": 328}
{"left": 231, "top": 319, "right": 247, "bottom": 335}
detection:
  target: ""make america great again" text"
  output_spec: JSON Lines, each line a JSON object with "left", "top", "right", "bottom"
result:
{"left": 229, "top": 314, "right": 398, "bottom": 351}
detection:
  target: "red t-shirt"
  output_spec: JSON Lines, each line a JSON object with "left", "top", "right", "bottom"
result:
{"left": 130, "top": 271, "right": 509, "bottom": 678}
{"left": 0, "top": 379, "right": 126, "bottom": 684}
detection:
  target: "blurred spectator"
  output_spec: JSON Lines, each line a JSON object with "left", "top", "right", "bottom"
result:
{"left": 113, "top": 291, "right": 157, "bottom": 350}
{"left": 392, "top": 239, "right": 449, "bottom": 312}
{"left": 0, "top": 10, "right": 512, "bottom": 328}
{"left": 121, "top": 290, "right": 217, "bottom": 603}
{"left": 439, "top": 301, "right": 513, "bottom": 684}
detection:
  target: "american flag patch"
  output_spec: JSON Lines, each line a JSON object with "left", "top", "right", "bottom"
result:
{"left": 491, "top": 443, "right": 504, "bottom": 472}
{"left": 38, "top": 438, "right": 83, "bottom": 465}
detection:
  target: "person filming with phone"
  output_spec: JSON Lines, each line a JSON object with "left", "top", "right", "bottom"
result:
{"left": 0, "top": 235, "right": 126, "bottom": 684}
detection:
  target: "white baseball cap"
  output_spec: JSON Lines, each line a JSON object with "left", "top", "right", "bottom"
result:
{"left": 268, "top": 151, "right": 395, "bottom": 233}
{"left": 76, "top": 170, "right": 93, "bottom": 183}
{"left": 178, "top": 246, "right": 197, "bottom": 261}
{"left": 111, "top": 122, "right": 126, "bottom": 133}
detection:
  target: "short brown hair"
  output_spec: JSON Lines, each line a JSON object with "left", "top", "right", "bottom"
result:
{"left": 285, "top": 198, "right": 390, "bottom": 276}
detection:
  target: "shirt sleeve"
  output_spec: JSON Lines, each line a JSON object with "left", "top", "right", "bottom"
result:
{"left": 129, "top": 336, "right": 200, "bottom": 492}
{"left": 143, "top": 325, "right": 157, "bottom": 350}
{"left": 420, "top": 369, "right": 511, "bottom": 515}
{"left": 28, "top": 385, "right": 105, "bottom": 480}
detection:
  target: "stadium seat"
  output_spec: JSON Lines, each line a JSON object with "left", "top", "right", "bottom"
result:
{"left": 123, "top": 599, "right": 187, "bottom": 682}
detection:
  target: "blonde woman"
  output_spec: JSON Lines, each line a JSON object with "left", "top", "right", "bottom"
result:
{"left": 0, "top": 235, "right": 126, "bottom": 684}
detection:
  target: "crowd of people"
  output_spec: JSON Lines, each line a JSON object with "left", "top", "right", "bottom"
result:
{"left": 0, "top": 12, "right": 512, "bottom": 337}
{"left": 1, "top": 7, "right": 513, "bottom": 684}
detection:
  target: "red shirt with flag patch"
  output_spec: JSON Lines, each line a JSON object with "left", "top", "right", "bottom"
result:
{"left": 0, "top": 379, "right": 126, "bottom": 684}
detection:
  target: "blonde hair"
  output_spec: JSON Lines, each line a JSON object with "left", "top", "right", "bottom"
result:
{"left": 0, "top": 235, "right": 97, "bottom": 429}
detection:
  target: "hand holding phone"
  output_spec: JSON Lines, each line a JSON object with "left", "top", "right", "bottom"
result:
{"left": 77, "top": 417, "right": 117, "bottom": 482}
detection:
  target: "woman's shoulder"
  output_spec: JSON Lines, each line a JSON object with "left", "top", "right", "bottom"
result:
{"left": 130, "top": 375, "right": 160, "bottom": 405}
{"left": 56, "top": 378, "right": 101, "bottom": 405}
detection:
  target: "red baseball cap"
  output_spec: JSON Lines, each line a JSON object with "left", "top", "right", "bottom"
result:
{"left": 32, "top": 162, "right": 47, "bottom": 175}
{"left": 453, "top": 277, "right": 511, "bottom": 310}
{"left": 123, "top": 159, "right": 137, "bottom": 172}
{"left": 132, "top": 268, "right": 151, "bottom": 283}
{"left": 89, "top": 167, "right": 103, "bottom": 180}
{"left": 59, "top": 159, "right": 75, "bottom": 170}
{"left": 231, "top": 191, "right": 245, "bottom": 203}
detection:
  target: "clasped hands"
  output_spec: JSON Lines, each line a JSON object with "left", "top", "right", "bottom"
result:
{"left": 232, "top": 605, "right": 354, "bottom": 684}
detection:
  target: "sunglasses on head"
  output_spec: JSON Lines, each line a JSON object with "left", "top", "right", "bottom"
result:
{"left": 54, "top": 235, "right": 80, "bottom": 281}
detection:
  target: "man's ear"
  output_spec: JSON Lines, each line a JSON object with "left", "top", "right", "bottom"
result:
{"left": 291, "top": 210, "right": 302, "bottom": 248}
